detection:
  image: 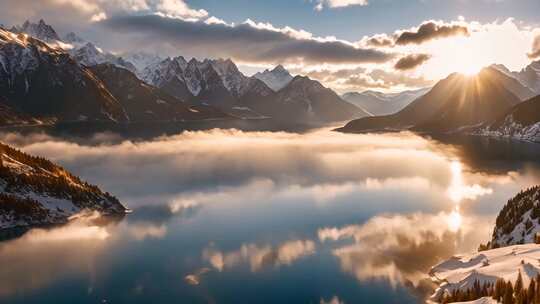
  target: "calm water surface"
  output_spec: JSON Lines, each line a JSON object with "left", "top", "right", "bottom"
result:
{"left": 0, "top": 128, "right": 539, "bottom": 304}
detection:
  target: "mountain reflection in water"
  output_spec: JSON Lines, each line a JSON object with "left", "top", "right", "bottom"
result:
{"left": 0, "top": 129, "right": 539, "bottom": 304}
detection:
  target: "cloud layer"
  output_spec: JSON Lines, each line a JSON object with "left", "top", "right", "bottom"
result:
{"left": 101, "top": 15, "right": 393, "bottom": 65}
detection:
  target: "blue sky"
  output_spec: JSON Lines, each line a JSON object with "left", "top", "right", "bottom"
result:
{"left": 191, "top": 0, "right": 540, "bottom": 40}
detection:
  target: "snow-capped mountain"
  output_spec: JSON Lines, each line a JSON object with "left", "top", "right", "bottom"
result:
{"left": 342, "top": 87, "right": 430, "bottom": 116}
{"left": 0, "top": 142, "right": 127, "bottom": 229}
{"left": 143, "top": 56, "right": 365, "bottom": 123}
{"left": 141, "top": 56, "right": 193, "bottom": 101}
{"left": 11, "top": 19, "right": 62, "bottom": 44}
{"left": 0, "top": 27, "right": 127, "bottom": 123}
{"left": 123, "top": 52, "right": 163, "bottom": 73}
{"left": 90, "top": 63, "right": 229, "bottom": 122}
{"left": 209, "top": 58, "right": 250, "bottom": 97}
{"left": 479, "top": 94, "right": 540, "bottom": 143}
{"left": 142, "top": 56, "right": 238, "bottom": 106}
{"left": 254, "top": 65, "right": 294, "bottom": 91}
{"left": 72, "top": 42, "right": 137, "bottom": 73}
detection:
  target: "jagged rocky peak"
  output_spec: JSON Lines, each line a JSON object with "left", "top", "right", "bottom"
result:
{"left": 254, "top": 64, "right": 294, "bottom": 91}
{"left": 63, "top": 32, "right": 86, "bottom": 45}
{"left": 253, "top": 64, "right": 293, "bottom": 92}
{"left": 0, "top": 26, "right": 127, "bottom": 123}
{"left": 0, "top": 142, "right": 127, "bottom": 229}
{"left": 209, "top": 58, "right": 249, "bottom": 95}
{"left": 490, "top": 186, "right": 540, "bottom": 248}
{"left": 72, "top": 42, "right": 137, "bottom": 73}
{"left": 15, "top": 19, "right": 61, "bottom": 43}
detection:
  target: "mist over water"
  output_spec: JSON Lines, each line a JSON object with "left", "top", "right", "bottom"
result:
{"left": 1, "top": 128, "right": 539, "bottom": 303}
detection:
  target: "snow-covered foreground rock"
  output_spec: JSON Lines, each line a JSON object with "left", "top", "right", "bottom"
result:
{"left": 0, "top": 142, "right": 127, "bottom": 229}
{"left": 450, "top": 297, "right": 498, "bottom": 304}
{"left": 430, "top": 244, "right": 540, "bottom": 302}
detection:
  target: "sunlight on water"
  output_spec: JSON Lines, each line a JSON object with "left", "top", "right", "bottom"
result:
{"left": 447, "top": 207, "right": 463, "bottom": 232}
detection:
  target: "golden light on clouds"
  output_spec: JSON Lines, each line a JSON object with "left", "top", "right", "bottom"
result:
{"left": 416, "top": 19, "right": 537, "bottom": 81}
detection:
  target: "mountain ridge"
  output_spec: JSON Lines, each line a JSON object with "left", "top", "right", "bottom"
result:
{"left": 337, "top": 68, "right": 525, "bottom": 133}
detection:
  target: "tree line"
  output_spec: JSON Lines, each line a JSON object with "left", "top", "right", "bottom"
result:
{"left": 441, "top": 271, "right": 540, "bottom": 304}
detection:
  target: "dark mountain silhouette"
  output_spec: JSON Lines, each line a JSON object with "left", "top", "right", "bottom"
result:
{"left": 338, "top": 68, "right": 523, "bottom": 133}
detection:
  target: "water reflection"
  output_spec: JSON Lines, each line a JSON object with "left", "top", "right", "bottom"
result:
{"left": 0, "top": 213, "right": 113, "bottom": 296}
{"left": 203, "top": 239, "right": 316, "bottom": 272}
{"left": 318, "top": 212, "right": 491, "bottom": 291}
{"left": 0, "top": 129, "right": 539, "bottom": 303}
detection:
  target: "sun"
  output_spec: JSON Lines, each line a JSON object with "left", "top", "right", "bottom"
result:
{"left": 458, "top": 64, "right": 484, "bottom": 76}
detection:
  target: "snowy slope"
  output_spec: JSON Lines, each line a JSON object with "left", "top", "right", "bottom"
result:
{"left": 0, "top": 27, "right": 128, "bottom": 123}
{"left": 71, "top": 42, "right": 137, "bottom": 73}
{"left": 123, "top": 52, "right": 163, "bottom": 72}
{"left": 430, "top": 244, "right": 540, "bottom": 302}
{"left": 253, "top": 65, "right": 294, "bottom": 91}
{"left": 478, "top": 95, "right": 540, "bottom": 143}
{"left": 450, "top": 298, "right": 498, "bottom": 304}
{"left": 0, "top": 142, "right": 127, "bottom": 229}
{"left": 489, "top": 186, "right": 540, "bottom": 248}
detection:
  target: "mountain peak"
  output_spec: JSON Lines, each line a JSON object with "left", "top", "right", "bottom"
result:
{"left": 63, "top": 32, "right": 85, "bottom": 44}
{"left": 273, "top": 64, "right": 287, "bottom": 73}
{"left": 18, "top": 19, "right": 61, "bottom": 43}
{"left": 254, "top": 65, "right": 294, "bottom": 91}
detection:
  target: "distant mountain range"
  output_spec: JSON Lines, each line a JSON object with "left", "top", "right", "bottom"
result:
{"left": 341, "top": 87, "right": 431, "bottom": 116}
{"left": 0, "top": 19, "right": 367, "bottom": 126}
{"left": 338, "top": 66, "right": 540, "bottom": 134}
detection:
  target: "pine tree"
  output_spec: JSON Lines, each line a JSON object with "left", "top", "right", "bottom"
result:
{"left": 494, "top": 278, "right": 506, "bottom": 301}
{"left": 516, "top": 271, "right": 524, "bottom": 295}
{"left": 503, "top": 282, "right": 514, "bottom": 304}
{"left": 528, "top": 279, "right": 536, "bottom": 304}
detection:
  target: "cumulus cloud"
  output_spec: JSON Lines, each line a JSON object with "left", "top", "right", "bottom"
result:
{"left": 0, "top": 0, "right": 208, "bottom": 25}
{"left": 100, "top": 14, "right": 393, "bottom": 65}
{"left": 363, "top": 34, "right": 394, "bottom": 47}
{"left": 203, "top": 240, "right": 315, "bottom": 272}
{"left": 395, "top": 21, "right": 469, "bottom": 45}
{"left": 315, "top": 0, "right": 368, "bottom": 11}
{"left": 394, "top": 54, "right": 431, "bottom": 71}
{"left": 528, "top": 34, "right": 540, "bottom": 59}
